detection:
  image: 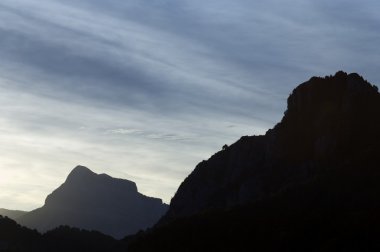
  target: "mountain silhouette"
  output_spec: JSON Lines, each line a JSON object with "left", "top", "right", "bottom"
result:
{"left": 128, "top": 72, "right": 380, "bottom": 251}
{"left": 0, "top": 208, "right": 27, "bottom": 220}
{"left": 0, "top": 215, "right": 125, "bottom": 252}
{"left": 159, "top": 71, "right": 380, "bottom": 223}
{"left": 17, "top": 165, "right": 168, "bottom": 239}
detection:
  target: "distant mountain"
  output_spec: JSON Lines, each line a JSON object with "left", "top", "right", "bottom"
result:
{"left": 0, "top": 208, "right": 27, "bottom": 220}
{"left": 128, "top": 72, "right": 380, "bottom": 251}
{"left": 17, "top": 166, "right": 168, "bottom": 239}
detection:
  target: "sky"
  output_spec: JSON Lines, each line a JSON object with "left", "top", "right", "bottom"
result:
{"left": 0, "top": 0, "right": 379, "bottom": 210}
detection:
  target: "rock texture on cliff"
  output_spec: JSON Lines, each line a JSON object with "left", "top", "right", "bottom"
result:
{"left": 160, "top": 71, "right": 380, "bottom": 224}
{"left": 17, "top": 166, "right": 168, "bottom": 239}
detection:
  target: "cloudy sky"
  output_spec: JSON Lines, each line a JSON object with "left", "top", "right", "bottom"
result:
{"left": 0, "top": 0, "right": 379, "bottom": 210}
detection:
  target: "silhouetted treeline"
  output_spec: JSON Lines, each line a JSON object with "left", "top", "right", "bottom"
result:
{"left": 0, "top": 216, "right": 126, "bottom": 252}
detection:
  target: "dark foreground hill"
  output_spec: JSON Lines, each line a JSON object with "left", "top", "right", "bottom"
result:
{"left": 17, "top": 166, "right": 168, "bottom": 239}
{"left": 127, "top": 72, "right": 380, "bottom": 251}
{"left": 0, "top": 215, "right": 124, "bottom": 252}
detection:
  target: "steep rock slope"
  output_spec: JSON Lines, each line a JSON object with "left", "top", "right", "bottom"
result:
{"left": 160, "top": 71, "right": 380, "bottom": 224}
{"left": 18, "top": 166, "right": 168, "bottom": 239}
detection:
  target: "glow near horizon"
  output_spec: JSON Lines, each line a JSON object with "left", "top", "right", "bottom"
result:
{"left": 0, "top": 0, "right": 379, "bottom": 210}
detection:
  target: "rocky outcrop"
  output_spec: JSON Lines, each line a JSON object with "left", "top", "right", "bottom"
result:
{"left": 160, "top": 71, "right": 380, "bottom": 224}
{"left": 18, "top": 166, "right": 168, "bottom": 239}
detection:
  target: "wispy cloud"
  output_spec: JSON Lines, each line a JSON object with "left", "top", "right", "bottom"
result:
{"left": 106, "top": 128, "right": 145, "bottom": 136}
{"left": 105, "top": 128, "right": 196, "bottom": 142}
{"left": 0, "top": 0, "right": 379, "bottom": 210}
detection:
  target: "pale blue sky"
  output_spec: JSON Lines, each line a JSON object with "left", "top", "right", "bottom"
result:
{"left": 0, "top": 0, "right": 379, "bottom": 210}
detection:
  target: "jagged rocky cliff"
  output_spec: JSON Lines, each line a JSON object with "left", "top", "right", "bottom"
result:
{"left": 160, "top": 71, "right": 380, "bottom": 224}
{"left": 18, "top": 166, "right": 168, "bottom": 239}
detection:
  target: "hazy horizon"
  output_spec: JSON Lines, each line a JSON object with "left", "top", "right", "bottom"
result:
{"left": 1, "top": 0, "right": 379, "bottom": 211}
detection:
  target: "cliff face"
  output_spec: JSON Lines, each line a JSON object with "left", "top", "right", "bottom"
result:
{"left": 161, "top": 71, "right": 380, "bottom": 224}
{"left": 18, "top": 166, "right": 168, "bottom": 239}
{"left": 270, "top": 71, "right": 380, "bottom": 162}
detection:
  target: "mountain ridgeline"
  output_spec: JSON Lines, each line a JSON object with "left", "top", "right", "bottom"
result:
{"left": 128, "top": 72, "right": 380, "bottom": 251}
{"left": 17, "top": 166, "right": 168, "bottom": 239}
{"left": 1, "top": 71, "right": 379, "bottom": 251}
{"left": 159, "top": 71, "right": 380, "bottom": 223}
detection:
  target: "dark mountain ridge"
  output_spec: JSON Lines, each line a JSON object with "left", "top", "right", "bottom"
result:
{"left": 17, "top": 165, "right": 168, "bottom": 239}
{"left": 160, "top": 71, "right": 380, "bottom": 224}
{"left": 0, "top": 215, "right": 124, "bottom": 252}
{"left": 126, "top": 72, "right": 380, "bottom": 251}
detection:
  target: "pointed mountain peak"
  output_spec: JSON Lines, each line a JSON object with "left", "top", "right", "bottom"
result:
{"left": 19, "top": 165, "right": 168, "bottom": 238}
{"left": 70, "top": 165, "right": 94, "bottom": 174}
{"left": 55, "top": 165, "right": 138, "bottom": 198}
{"left": 66, "top": 165, "right": 96, "bottom": 182}
{"left": 44, "top": 165, "right": 140, "bottom": 214}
